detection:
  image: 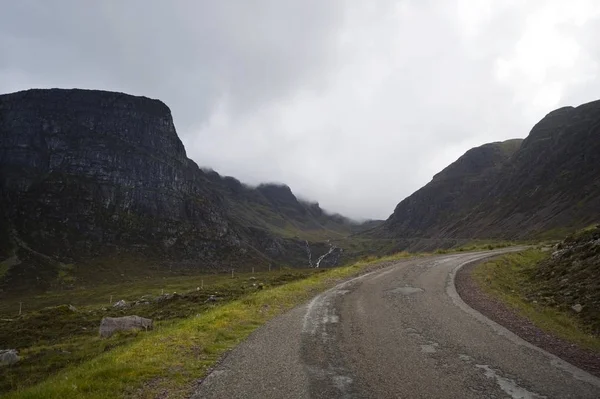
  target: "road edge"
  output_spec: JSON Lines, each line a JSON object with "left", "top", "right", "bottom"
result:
{"left": 446, "top": 251, "right": 600, "bottom": 389}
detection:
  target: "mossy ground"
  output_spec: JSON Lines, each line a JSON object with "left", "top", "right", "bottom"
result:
{"left": 472, "top": 249, "right": 600, "bottom": 352}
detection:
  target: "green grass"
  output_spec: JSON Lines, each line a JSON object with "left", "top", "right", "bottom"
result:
{"left": 434, "top": 240, "right": 519, "bottom": 254}
{"left": 2, "top": 252, "right": 415, "bottom": 398}
{"left": 472, "top": 249, "right": 600, "bottom": 352}
{"left": 0, "top": 269, "right": 320, "bottom": 394}
{"left": 0, "top": 268, "right": 316, "bottom": 317}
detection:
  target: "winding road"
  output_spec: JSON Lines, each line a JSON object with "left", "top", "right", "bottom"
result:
{"left": 192, "top": 250, "right": 600, "bottom": 398}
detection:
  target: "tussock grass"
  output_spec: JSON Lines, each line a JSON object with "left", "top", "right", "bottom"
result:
{"left": 4, "top": 253, "right": 411, "bottom": 398}
{"left": 472, "top": 250, "right": 600, "bottom": 352}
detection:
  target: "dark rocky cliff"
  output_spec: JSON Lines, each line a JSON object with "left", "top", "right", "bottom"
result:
{"left": 0, "top": 89, "right": 245, "bottom": 268}
{"left": 379, "top": 139, "right": 522, "bottom": 238}
{"left": 0, "top": 88, "right": 365, "bottom": 292}
{"left": 374, "top": 100, "right": 600, "bottom": 239}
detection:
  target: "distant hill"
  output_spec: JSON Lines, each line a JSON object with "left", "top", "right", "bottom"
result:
{"left": 372, "top": 100, "right": 600, "bottom": 240}
{"left": 0, "top": 88, "right": 377, "bottom": 293}
{"left": 202, "top": 174, "right": 378, "bottom": 241}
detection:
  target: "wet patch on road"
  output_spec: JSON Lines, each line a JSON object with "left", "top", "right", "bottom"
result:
{"left": 420, "top": 343, "right": 440, "bottom": 354}
{"left": 301, "top": 273, "right": 374, "bottom": 398}
{"left": 404, "top": 327, "right": 421, "bottom": 336}
{"left": 475, "top": 364, "right": 547, "bottom": 399}
{"left": 403, "top": 327, "right": 442, "bottom": 355}
{"left": 459, "top": 354, "right": 473, "bottom": 362}
{"left": 388, "top": 285, "right": 424, "bottom": 295}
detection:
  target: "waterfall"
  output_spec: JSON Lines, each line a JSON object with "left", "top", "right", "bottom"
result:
{"left": 315, "top": 245, "right": 337, "bottom": 268}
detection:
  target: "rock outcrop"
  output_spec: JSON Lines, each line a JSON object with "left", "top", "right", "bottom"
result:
{"left": 0, "top": 349, "right": 19, "bottom": 366}
{"left": 529, "top": 226, "right": 600, "bottom": 333}
{"left": 99, "top": 315, "right": 153, "bottom": 338}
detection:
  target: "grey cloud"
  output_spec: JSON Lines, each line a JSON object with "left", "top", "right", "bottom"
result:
{"left": 2, "top": 1, "right": 599, "bottom": 220}
{"left": 1, "top": 0, "right": 344, "bottom": 128}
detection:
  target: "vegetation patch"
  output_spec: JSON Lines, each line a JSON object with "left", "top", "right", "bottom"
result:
{"left": 1, "top": 253, "right": 413, "bottom": 398}
{"left": 435, "top": 240, "right": 519, "bottom": 254}
{"left": 472, "top": 249, "right": 600, "bottom": 352}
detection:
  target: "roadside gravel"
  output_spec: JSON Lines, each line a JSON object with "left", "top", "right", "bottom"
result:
{"left": 455, "top": 259, "right": 600, "bottom": 377}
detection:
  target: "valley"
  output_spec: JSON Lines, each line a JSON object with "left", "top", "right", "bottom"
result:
{"left": 0, "top": 88, "right": 598, "bottom": 398}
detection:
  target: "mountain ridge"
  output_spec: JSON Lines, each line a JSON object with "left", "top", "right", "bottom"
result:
{"left": 372, "top": 100, "right": 600, "bottom": 240}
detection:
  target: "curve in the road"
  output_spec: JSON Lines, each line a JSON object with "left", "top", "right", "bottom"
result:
{"left": 192, "top": 250, "right": 600, "bottom": 399}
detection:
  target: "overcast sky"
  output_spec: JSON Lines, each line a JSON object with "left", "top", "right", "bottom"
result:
{"left": 2, "top": 1, "right": 599, "bottom": 220}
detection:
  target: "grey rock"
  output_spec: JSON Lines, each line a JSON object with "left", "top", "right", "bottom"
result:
{"left": 112, "top": 299, "right": 127, "bottom": 309}
{"left": 99, "top": 315, "right": 153, "bottom": 338}
{"left": 0, "top": 349, "right": 19, "bottom": 366}
{"left": 572, "top": 304, "right": 583, "bottom": 313}
{"left": 68, "top": 304, "right": 77, "bottom": 312}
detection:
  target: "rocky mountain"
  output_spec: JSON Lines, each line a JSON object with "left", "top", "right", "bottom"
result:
{"left": 373, "top": 100, "right": 600, "bottom": 240}
{"left": 0, "top": 88, "right": 373, "bottom": 293}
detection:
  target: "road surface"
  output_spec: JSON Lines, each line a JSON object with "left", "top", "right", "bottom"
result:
{"left": 192, "top": 250, "right": 600, "bottom": 398}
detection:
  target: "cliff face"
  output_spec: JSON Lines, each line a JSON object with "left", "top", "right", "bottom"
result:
{"left": 0, "top": 89, "right": 244, "bottom": 264}
{"left": 375, "top": 100, "right": 600, "bottom": 239}
{"left": 0, "top": 88, "right": 368, "bottom": 292}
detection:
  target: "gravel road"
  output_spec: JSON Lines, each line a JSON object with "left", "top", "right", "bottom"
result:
{"left": 192, "top": 250, "right": 600, "bottom": 398}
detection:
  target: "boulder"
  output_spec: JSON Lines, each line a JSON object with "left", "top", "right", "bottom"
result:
{"left": 0, "top": 349, "right": 19, "bottom": 366}
{"left": 206, "top": 295, "right": 219, "bottom": 303}
{"left": 112, "top": 299, "right": 127, "bottom": 309}
{"left": 99, "top": 315, "right": 153, "bottom": 338}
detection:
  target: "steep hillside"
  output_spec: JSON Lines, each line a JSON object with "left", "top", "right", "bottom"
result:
{"left": 530, "top": 226, "right": 600, "bottom": 333}
{"left": 379, "top": 139, "right": 522, "bottom": 238}
{"left": 0, "top": 88, "right": 368, "bottom": 293}
{"left": 375, "top": 100, "right": 600, "bottom": 239}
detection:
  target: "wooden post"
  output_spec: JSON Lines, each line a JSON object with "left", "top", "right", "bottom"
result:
{"left": 19, "top": 302, "right": 22, "bottom": 316}
{"left": 231, "top": 269, "right": 234, "bottom": 278}
{"left": 110, "top": 295, "right": 113, "bottom": 304}
{"left": 201, "top": 279, "right": 204, "bottom": 290}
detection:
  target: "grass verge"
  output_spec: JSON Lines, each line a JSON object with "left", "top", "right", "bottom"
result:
{"left": 4, "top": 253, "right": 413, "bottom": 398}
{"left": 472, "top": 249, "right": 600, "bottom": 352}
